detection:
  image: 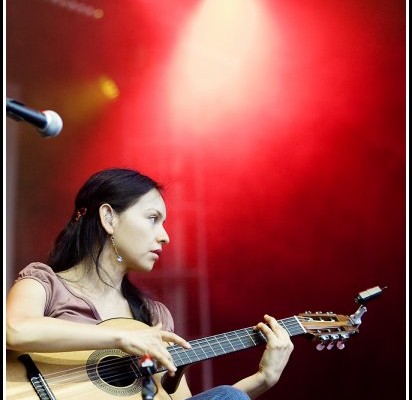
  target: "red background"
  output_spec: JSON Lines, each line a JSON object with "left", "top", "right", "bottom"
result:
{"left": 6, "top": 1, "right": 406, "bottom": 399}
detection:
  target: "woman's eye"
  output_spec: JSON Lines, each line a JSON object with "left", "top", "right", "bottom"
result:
{"left": 149, "top": 216, "right": 158, "bottom": 223}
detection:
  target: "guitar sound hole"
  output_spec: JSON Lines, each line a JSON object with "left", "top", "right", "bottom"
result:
{"left": 97, "top": 356, "right": 136, "bottom": 387}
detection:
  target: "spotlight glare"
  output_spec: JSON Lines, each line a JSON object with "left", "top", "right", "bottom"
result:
{"left": 166, "top": 0, "right": 278, "bottom": 135}
{"left": 99, "top": 76, "right": 120, "bottom": 100}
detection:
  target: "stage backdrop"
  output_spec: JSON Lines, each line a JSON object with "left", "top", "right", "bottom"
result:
{"left": 6, "top": 1, "right": 406, "bottom": 399}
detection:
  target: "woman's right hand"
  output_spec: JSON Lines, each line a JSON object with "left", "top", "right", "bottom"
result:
{"left": 116, "top": 322, "right": 191, "bottom": 375}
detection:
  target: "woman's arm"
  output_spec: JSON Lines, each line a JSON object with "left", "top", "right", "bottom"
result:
{"left": 232, "top": 315, "right": 294, "bottom": 399}
{"left": 6, "top": 278, "right": 191, "bottom": 375}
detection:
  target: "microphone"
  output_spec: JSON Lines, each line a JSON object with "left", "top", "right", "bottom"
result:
{"left": 6, "top": 97, "right": 63, "bottom": 138}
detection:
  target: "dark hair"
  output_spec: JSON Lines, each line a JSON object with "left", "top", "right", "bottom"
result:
{"left": 48, "top": 168, "right": 162, "bottom": 324}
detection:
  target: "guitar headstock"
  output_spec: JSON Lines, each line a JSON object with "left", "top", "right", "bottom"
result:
{"left": 297, "top": 286, "right": 385, "bottom": 350}
{"left": 298, "top": 311, "right": 359, "bottom": 350}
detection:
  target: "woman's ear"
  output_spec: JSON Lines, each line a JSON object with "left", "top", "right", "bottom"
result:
{"left": 99, "top": 203, "right": 115, "bottom": 235}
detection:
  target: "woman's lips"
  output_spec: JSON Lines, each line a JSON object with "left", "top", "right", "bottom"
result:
{"left": 151, "top": 249, "right": 162, "bottom": 260}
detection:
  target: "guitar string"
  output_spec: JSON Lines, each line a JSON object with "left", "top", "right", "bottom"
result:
{"left": 37, "top": 317, "right": 308, "bottom": 389}
{"left": 40, "top": 317, "right": 306, "bottom": 384}
{"left": 12, "top": 316, "right": 344, "bottom": 398}
{"left": 35, "top": 322, "right": 342, "bottom": 396}
{"left": 43, "top": 313, "right": 342, "bottom": 386}
{"left": 42, "top": 316, "right": 304, "bottom": 381}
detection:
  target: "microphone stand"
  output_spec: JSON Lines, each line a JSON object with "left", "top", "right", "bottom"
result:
{"left": 140, "top": 355, "right": 157, "bottom": 400}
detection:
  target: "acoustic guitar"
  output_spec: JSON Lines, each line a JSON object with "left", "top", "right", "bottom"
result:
{"left": 6, "top": 304, "right": 370, "bottom": 400}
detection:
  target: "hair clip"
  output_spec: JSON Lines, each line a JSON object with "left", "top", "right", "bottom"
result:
{"left": 74, "top": 207, "right": 87, "bottom": 222}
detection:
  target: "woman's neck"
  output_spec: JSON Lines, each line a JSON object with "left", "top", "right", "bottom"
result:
{"left": 59, "top": 251, "right": 126, "bottom": 294}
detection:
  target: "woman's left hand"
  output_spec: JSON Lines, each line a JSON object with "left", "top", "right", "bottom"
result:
{"left": 253, "top": 314, "right": 294, "bottom": 388}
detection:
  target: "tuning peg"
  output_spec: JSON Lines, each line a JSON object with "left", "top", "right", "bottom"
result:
{"left": 335, "top": 333, "right": 349, "bottom": 350}
{"left": 326, "top": 342, "right": 334, "bottom": 350}
{"left": 316, "top": 342, "right": 326, "bottom": 351}
{"left": 337, "top": 341, "right": 345, "bottom": 350}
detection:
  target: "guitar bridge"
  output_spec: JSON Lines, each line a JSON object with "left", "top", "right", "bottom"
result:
{"left": 18, "top": 354, "right": 57, "bottom": 400}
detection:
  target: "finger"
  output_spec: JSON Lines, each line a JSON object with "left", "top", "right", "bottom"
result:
{"left": 156, "top": 353, "right": 177, "bottom": 376}
{"left": 253, "top": 315, "right": 277, "bottom": 332}
{"left": 151, "top": 323, "right": 191, "bottom": 348}
{"left": 253, "top": 316, "right": 284, "bottom": 341}
{"left": 263, "top": 315, "right": 289, "bottom": 336}
{"left": 161, "top": 331, "right": 192, "bottom": 349}
{"left": 145, "top": 348, "right": 177, "bottom": 375}
{"left": 255, "top": 321, "right": 276, "bottom": 337}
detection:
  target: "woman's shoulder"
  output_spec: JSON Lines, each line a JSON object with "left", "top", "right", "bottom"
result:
{"left": 16, "top": 262, "right": 101, "bottom": 323}
{"left": 17, "top": 262, "right": 57, "bottom": 282}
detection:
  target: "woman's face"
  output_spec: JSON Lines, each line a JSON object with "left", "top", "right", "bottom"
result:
{"left": 113, "top": 188, "right": 170, "bottom": 272}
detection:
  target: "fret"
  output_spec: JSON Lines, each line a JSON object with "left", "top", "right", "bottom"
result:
{"left": 167, "top": 316, "right": 305, "bottom": 370}
{"left": 226, "top": 335, "right": 237, "bottom": 352}
{"left": 198, "top": 342, "right": 209, "bottom": 360}
{"left": 207, "top": 334, "right": 227, "bottom": 356}
{"left": 204, "top": 337, "right": 218, "bottom": 357}
{"left": 245, "top": 330, "right": 260, "bottom": 346}
{"left": 278, "top": 319, "right": 291, "bottom": 335}
{"left": 281, "top": 316, "right": 306, "bottom": 336}
{"left": 221, "top": 331, "right": 241, "bottom": 351}
{"left": 170, "top": 347, "right": 185, "bottom": 365}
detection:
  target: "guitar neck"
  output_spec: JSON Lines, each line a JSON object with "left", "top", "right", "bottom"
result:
{"left": 166, "top": 316, "right": 305, "bottom": 369}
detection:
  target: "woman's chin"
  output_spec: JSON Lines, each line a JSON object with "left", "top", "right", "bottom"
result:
{"left": 128, "top": 262, "right": 155, "bottom": 273}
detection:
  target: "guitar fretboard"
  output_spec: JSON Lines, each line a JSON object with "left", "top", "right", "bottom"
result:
{"left": 166, "top": 316, "right": 305, "bottom": 368}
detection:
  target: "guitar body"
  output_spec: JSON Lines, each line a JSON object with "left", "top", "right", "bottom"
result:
{"left": 6, "top": 319, "right": 185, "bottom": 400}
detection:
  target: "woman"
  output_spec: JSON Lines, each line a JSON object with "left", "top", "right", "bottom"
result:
{"left": 6, "top": 168, "right": 293, "bottom": 400}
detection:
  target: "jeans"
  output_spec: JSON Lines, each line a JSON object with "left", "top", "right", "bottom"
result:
{"left": 188, "top": 385, "right": 250, "bottom": 400}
